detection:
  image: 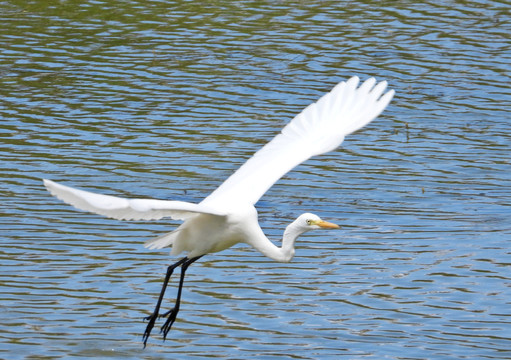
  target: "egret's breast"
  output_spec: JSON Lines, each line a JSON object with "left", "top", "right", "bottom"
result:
{"left": 181, "top": 206, "right": 258, "bottom": 257}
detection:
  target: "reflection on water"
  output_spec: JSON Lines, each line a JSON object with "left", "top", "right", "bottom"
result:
{"left": 1, "top": 0, "right": 510, "bottom": 359}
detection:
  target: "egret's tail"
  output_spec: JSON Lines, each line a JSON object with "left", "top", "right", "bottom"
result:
{"left": 144, "top": 228, "right": 180, "bottom": 250}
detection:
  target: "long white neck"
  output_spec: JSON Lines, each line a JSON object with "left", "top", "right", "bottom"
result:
{"left": 248, "top": 221, "right": 307, "bottom": 263}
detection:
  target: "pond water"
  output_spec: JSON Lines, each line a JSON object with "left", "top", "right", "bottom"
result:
{"left": 1, "top": 1, "right": 510, "bottom": 359}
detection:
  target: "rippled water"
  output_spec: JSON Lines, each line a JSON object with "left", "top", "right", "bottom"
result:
{"left": 1, "top": 1, "right": 510, "bottom": 359}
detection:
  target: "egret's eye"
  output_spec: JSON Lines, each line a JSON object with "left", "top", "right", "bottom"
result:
{"left": 306, "top": 219, "right": 312, "bottom": 225}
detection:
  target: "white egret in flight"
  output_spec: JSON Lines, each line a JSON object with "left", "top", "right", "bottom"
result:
{"left": 43, "top": 76, "right": 394, "bottom": 347}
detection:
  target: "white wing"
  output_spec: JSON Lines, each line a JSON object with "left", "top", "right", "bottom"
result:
{"left": 202, "top": 76, "right": 394, "bottom": 209}
{"left": 43, "top": 179, "right": 226, "bottom": 221}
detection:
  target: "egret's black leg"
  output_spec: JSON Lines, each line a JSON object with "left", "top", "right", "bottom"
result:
{"left": 160, "top": 255, "right": 203, "bottom": 340}
{"left": 142, "top": 257, "right": 187, "bottom": 348}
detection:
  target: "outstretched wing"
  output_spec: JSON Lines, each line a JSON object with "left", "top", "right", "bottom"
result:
{"left": 202, "top": 76, "right": 394, "bottom": 209}
{"left": 43, "top": 179, "right": 226, "bottom": 221}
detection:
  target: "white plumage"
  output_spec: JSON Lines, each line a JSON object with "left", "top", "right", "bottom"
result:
{"left": 43, "top": 76, "right": 394, "bottom": 345}
{"left": 44, "top": 76, "right": 394, "bottom": 259}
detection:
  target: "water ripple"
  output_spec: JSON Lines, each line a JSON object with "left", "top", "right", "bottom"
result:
{"left": 1, "top": 0, "right": 511, "bottom": 359}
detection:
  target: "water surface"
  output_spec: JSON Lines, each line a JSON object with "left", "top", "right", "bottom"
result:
{"left": 1, "top": 1, "right": 510, "bottom": 359}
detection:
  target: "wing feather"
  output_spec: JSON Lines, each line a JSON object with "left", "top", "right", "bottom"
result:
{"left": 202, "top": 76, "right": 394, "bottom": 208}
{"left": 43, "top": 179, "right": 226, "bottom": 221}
{"left": 44, "top": 76, "right": 394, "bottom": 220}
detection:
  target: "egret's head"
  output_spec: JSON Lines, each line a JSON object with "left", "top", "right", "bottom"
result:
{"left": 295, "top": 213, "right": 340, "bottom": 231}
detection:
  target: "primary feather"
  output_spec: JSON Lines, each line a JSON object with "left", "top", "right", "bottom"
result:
{"left": 202, "top": 76, "right": 394, "bottom": 209}
{"left": 43, "top": 179, "right": 226, "bottom": 221}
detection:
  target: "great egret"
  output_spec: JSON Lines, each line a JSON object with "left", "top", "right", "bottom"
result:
{"left": 43, "top": 76, "right": 394, "bottom": 346}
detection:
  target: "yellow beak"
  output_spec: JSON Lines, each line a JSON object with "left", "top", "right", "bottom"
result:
{"left": 314, "top": 220, "right": 340, "bottom": 229}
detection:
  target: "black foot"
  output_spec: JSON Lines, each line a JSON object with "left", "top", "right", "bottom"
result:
{"left": 160, "top": 307, "right": 179, "bottom": 340}
{"left": 141, "top": 256, "right": 202, "bottom": 348}
{"left": 142, "top": 313, "right": 158, "bottom": 348}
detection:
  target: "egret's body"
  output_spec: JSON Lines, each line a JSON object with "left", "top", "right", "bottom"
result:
{"left": 167, "top": 209, "right": 254, "bottom": 258}
{"left": 43, "top": 76, "right": 394, "bottom": 346}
